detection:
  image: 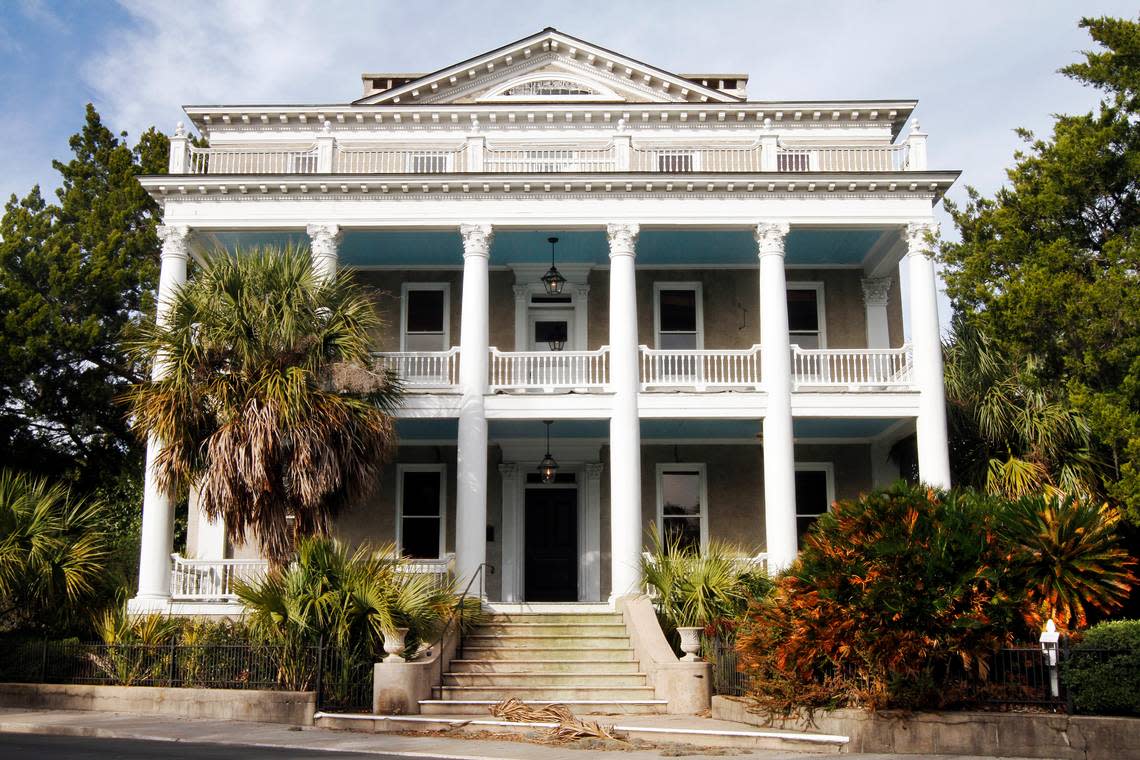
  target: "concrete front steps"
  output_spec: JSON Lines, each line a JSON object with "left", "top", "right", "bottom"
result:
{"left": 420, "top": 611, "right": 667, "bottom": 716}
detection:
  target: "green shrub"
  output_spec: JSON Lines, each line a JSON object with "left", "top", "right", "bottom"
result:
{"left": 1064, "top": 620, "right": 1140, "bottom": 715}
{"left": 736, "top": 483, "right": 1136, "bottom": 716}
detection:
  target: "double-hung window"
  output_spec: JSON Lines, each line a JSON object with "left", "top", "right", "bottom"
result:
{"left": 401, "top": 284, "right": 449, "bottom": 352}
{"left": 657, "top": 464, "right": 708, "bottom": 552}
{"left": 794, "top": 464, "right": 834, "bottom": 548}
{"left": 787, "top": 284, "right": 825, "bottom": 349}
{"left": 654, "top": 283, "right": 703, "bottom": 350}
{"left": 397, "top": 465, "right": 445, "bottom": 559}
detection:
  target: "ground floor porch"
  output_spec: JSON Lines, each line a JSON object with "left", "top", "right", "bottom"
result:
{"left": 178, "top": 417, "right": 912, "bottom": 607}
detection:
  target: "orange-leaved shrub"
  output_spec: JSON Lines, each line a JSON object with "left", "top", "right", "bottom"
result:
{"left": 736, "top": 484, "right": 1135, "bottom": 714}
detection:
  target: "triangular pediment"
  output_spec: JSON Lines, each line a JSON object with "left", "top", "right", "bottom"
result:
{"left": 355, "top": 28, "right": 739, "bottom": 106}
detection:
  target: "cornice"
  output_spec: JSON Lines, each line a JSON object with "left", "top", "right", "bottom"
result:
{"left": 139, "top": 170, "right": 958, "bottom": 203}
{"left": 184, "top": 101, "right": 917, "bottom": 139}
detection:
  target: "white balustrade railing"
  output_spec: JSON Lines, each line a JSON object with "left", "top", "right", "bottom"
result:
{"left": 373, "top": 349, "right": 460, "bottom": 389}
{"left": 170, "top": 555, "right": 269, "bottom": 601}
{"left": 488, "top": 347, "right": 609, "bottom": 391}
{"left": 169, "top": 553, "right": 454, "bottom": 601}
{"left": 777, "top": 143, "right": 910, "bottom": 172}
{"left": 791, "top": 345, "right": 914, "bottom": 388}
{"left": 640, "top": 345, "right": 762, "bottom": 390}
{"left": 187, "top": 146, "right": 319, "bottom": 174}
{"left": 630, "top": 143, "right": 763, "bottom": 172}
{"left": 396, "top": 554, "right": 454, "bottom": 591}
{"left": 337, "top": 146, "right": 467, "bottom": 173}
{"left": 484, "top": 144, "right": 616, "bottom": 172}
{"left": 181, "top": 141, "right": 919, "bottom": 175}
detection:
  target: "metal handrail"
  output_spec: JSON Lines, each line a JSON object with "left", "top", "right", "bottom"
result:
{"left": 435, "top": 562, "right": 494, "bottom": 686}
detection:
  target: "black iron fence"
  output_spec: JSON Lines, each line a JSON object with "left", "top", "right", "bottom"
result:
{"left": 0, "top": 639, "right": 373, "bottom": 713}
{"left": 700, "top": 634, "right": 1131, "bottom": 713}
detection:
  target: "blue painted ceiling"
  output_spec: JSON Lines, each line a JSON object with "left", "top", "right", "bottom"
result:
{"left": 396, "top": 417, "right": 899, "bottom": 441}
{"left": 204, "top": 227, "right": 892, "bottom": 268}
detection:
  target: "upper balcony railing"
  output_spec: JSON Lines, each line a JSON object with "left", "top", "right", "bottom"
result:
{"left": 372, "top": 345, "right": 913, "bottom": 393}
{"left": 179, "top": 137, "right": 923, "bottom": 176}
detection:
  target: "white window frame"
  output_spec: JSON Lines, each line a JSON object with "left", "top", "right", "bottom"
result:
{"left": 653, "top": 282, "right": 705, "bottom": 350}
{"left": 793, "top": 462, "right": 835, "bottom": 546}
{"left": 786, "top": 281, "right": 827, "bottom": 349}
{"left": 400, "top": 283, "right": 450, "bottom": 352}
{"left": 655, "top": 463, "right": 709, "bottom": 552}
{"left": 396, "top": 464, "right": 447, "bottom": 559}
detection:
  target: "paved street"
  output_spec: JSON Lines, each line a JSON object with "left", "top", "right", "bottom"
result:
{"left": 0, "top": 733, "right": 416, "bottom": 759}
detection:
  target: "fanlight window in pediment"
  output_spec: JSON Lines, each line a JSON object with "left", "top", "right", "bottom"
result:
{"left": 504, "top": 79, "right": 597, "bottom": 96}
{"left": 479, "top": 73, "right": 623, "bottom": 102}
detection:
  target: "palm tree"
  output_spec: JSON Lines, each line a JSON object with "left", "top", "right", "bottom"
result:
{"left": 125, "top": 245, "right": 402, "bottom": 565}
{"left": 943, "top": 314, "right": 1099, "bottom": 499}
{"left": 0, "top": 470, "right": 108, "bottom": 632}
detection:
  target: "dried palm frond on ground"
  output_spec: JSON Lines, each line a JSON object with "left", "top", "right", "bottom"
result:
{"left": 489, "top": 698, "right": 627, "bottom": 744}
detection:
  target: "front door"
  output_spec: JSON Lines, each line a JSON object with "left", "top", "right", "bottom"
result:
{"left": 524, "top": 487, "right": 578, "bottom": 601}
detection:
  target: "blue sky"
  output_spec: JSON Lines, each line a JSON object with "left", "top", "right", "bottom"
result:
{"left": 1, "top": 0, "right": 1135, "bottom": 247}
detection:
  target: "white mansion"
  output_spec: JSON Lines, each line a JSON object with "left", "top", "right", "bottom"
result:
{"left": 131, "top": 28, "right": 956, "bottom": 617}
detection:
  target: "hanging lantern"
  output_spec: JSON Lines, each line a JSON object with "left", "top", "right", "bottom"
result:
{"left": 547, "top": 323, "right": 567, "bottom": 352}
{"left": 538, "top": 420, "right": 558, "bottom": 483}
{"left": 541, "top": 236, "right": 567, "bottom": 295}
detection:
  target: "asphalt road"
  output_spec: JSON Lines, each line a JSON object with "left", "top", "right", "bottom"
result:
{"left": 0, "top": 734, "right": 424, "bottom": 759}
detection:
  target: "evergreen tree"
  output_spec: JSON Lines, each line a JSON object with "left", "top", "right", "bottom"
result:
{"left": 0, "top": 104, "right": 168, "bottom": 493}
{"left": 941, "top": 16, "right": 1140, "bottom": 522}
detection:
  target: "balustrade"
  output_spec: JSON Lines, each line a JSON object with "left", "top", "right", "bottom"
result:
{"left": 373, "top": 349, "right": 460, "bottom": 389}
{"left": 790, "top": 345, "right": 914, "bottom": 388}
{"left": 488, "top": 348, "right": 609, "bottom": 392}
{"left": 639, "top": 345, "right": 762, "bottom": 390}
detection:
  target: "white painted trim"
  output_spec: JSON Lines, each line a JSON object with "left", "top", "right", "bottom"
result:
{"left": 395, "top": 463, "right": 447, "bottom": 558}
{"left": 786, "top": 281, "right": 827, "bottom": 349}
{"left": 399, "top": 282, "right": 451, "bottom": 352}
{"left": 652, "top": 281, "right": 704, "bottom": 350}
{"left": 477, "top": 71, "right": 624, "bottom": 103}
{"left": 655, "top": 463, "right": 709, "bottom": 551}
{"left": 498, "top": 463, "right": 522, "bottom": 602}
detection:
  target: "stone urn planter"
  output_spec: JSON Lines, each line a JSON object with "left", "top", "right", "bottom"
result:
{"left": 677, "top": 626, "right": 703, "bottom": 661}
{"left": 383, "top": 627, "right": 409, "bottom": 662}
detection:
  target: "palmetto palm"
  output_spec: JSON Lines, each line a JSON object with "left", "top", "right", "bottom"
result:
{"left": 125, "top": 245, "right": 402, "bottom": 565}
{"left": 943, "top": 315, "right": 1099, "bottom": 499}
{"left": 0, "top": 470, "right": 108, "bottom": 631}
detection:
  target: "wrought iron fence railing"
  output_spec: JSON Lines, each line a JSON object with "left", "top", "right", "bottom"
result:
{"left": 0, "top": 639, "right": 373, "bottom": 713}
{"left": 698, "top": 635, "right": 1132, "bottom": 713}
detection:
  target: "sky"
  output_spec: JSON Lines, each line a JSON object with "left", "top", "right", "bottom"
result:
{"left": 0, "top": 0, "right": 1135, "bottom": 325}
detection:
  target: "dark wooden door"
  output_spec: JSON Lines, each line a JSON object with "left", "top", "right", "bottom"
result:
{"left": 524, "top": 488, "right": 578, "bottom": 601}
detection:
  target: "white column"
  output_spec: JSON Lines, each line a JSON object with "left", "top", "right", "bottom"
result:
{"left": 190, "top": 487, "right": 226, "bottom": 560}
{"left": 455, "top": 223, "right": 493, "bottom": 590}
{"left": 512, "top": 284, "right": 529, "bottom": 351}
{"left": 573, "top": 283, "right": 591, "bottom": 350}
{"left": 607, "top": 223, "right": 642, "bottom": 600}
{"left": 307, "top": 223, "right": 341, "bottom": 282}
{"left": 906, "top": 222, "right": 952, "bottom": 488}
{"left": 498, "top": 463, "right": 521, "bottom": 602}
{"left": 861, "top": 277, "right": 892, "bottom": 349}
{"left": 756, "top": 221, "right": 798, "bottom": 573}
{"left": 133, "top": 225, "right": 190, "bottom": 605}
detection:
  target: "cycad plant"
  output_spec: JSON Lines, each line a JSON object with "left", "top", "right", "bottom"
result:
{"left": 1001, "top": 494, "right": 1137, "bottom": 631}
{"left": 235, "top": 536, "right": 455, "bottom": 689}
{"left": 0, "top": 470, "right": 109, "bottom": 633}
{"left": 640, "top": 525, "right": 752, "bottom": 633}
{"left": 89, "top": 605, "right": 181, "bottom": 686}
{"left": 125, "top": 245, "right": 402, "bottom": 565}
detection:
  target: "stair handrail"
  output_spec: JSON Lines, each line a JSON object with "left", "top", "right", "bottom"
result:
{"left": 435, "top": 562, "right": 494, "bottom": 688}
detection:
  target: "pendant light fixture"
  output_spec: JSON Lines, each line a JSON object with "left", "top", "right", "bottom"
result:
{"left": 546, "top": 324, "right": 567, "bottom": 352}
{"left": 540, "top": 236, "right": 567, "bottom": 295}
{"left": 538, "top": 420, "right": 559, "bottom": 484}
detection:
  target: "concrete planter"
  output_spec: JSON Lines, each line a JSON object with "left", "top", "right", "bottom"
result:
{"left": 383, "top": 627, "right": 409, "bottom": 662}
{"left": 677, "top": 627, "right": 702, "bottom": 661}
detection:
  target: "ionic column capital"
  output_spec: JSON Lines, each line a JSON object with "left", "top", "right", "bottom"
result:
{"left": 861, "top": 277, "right": 892, "bottom": 308}
{"left": 306, "top": 222, "right": 342, "bottom": 246}
{"left": 606, "top": 223, "right": 640, "bottom": 258}
{"left": 157, "top": 225, "right": 191, "bottom": 261}
{"left": 905, "top": 221, "right": 939, "bottom": 258}
{"left": 459, "top": 223, "right": 494, "bottom": 258}
{"left": 512, "top": 284, "right": 530, "bottom": 301}
{"left": 754, "top": 220, "right": 790, "bottom": 258}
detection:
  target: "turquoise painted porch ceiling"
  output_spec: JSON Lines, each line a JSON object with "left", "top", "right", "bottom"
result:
{"left": 396, "top": 417, "right": 900, "bottom": 441}
{"left": 203, "top": 228, "right": 893, "bottom": 268}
